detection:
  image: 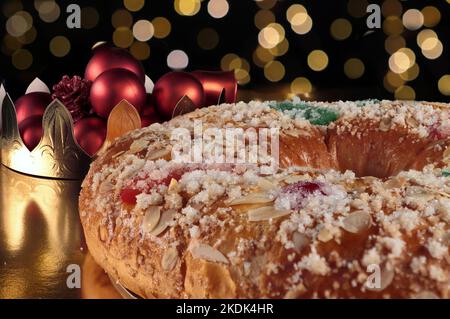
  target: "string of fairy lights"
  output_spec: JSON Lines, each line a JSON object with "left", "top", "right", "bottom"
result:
{"left": 1, "top": 0, "right": 450, "bottom": 99}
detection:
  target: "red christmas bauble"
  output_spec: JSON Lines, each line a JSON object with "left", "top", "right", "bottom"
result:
{"left": 191, "top": 70, "right": 237, "bottom": 106}
{"left": 153, "top": 72, "right": 204, "bottom": 120}
{"left": 90, "top": 68, "right": 146, "bottom": 119}
{"left": 140, "top": 94, "right": 155, "bottom": 117}
{"left": 15, "top": 92, "right": 51, "bottom": 125}
{"left": 84, "top": 46, "right": 145, "bottom": 83}
{"left": 18, "top": 115, "right": 43, "bottom": 150}
{"left": 73, "top": 116, "right": 107, "bottom": 156}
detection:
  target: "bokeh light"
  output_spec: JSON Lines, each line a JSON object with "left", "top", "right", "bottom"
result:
{"left": 207, "top": 0, "right": 229, "bottom": 19}
{"left": 344, "top": 58, "right": 365, "bottom": 79}
{"left": 175, "top": 0, "right": 201, "bottom": 16}
{"left": 258, "top": 23, "right": 285, "bottom": 49}
{"left": 197, "top": 28, "right": 219, "bottom": 50}
{"left": 291, "top": 77, "right": 312, "bottom": 95}
{"left": 254, "top": 10, "right": 275, "bottom": 30}
{"left": 382, "top": 0, "right": 403, "bottom": 17}
{"left": 49, "top": 36, "right": 70, "bottom": 57}
{"left": 402, "top": 9, "right": 424, "bottom": 31}
{"left": 113, "top": 27, "right": 134, "bottom": 48}
{"left": 167, "top": 49, "right": 189, "bottom": 69}
{"left": 130, "top": 41, "right": 150, "bottom": 60}
{"left": 37, "top": 0, "right": 60, "bottom": 23}
{"left": 307, "top": 50, "right": 329, "bottom": 72}
{"left": 264, "top": 60, "right": 285, "bottom": 82}
{"left": 152, "top": 17, "right": 171, "bottom": 39}
{"left": 422, "top": 6, "right": 441, "bottom": 28}
{"left": 12, "top": 49, "right": 33, "bottom": 70}
{"left": 81, "top": 7, "right": 99, "bottom": 30}
{"left": 388, "top": 48, "right": 415, "bottom": 74}
{"left": 383, "top": 16, "right": 404, "bottom": 35}
{"left": 347, "top": 0, "right": 369, "bottom": 18}
{"left": 438, "top": 75, "right": 450, "bottom": 96}
{"left": 133, "top": 20, "right": 154, "bottom": 42}
{"left": 112, "top": 9, "right": 133, "bottom": 28}
{"left": 385, "top": 35, "right": 405, "bottom": 54}
{"left": 330, "top": 18, "right": 352, "bottom": 41}
{"left": 123, "top": 0, "right": 145, "bottom": 12}
{"left": 395, "top": 85, "right": 415, "bottom": 100}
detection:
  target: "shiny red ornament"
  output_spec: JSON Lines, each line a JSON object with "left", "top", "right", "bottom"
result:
{"left": 90, "top": 68, "right": 146, "bottom": 119}
{"left": 15, "top": 92, "right": 51, "bottom": 125}
{"left": 191, "top": 70, "right": 237, "bottom": 106}
{"left": 153, "top": 72, "right": 204, "bottom": 120}
{"left": 140, "top": 94, "right": 161, "bottom": 127}
{"left": 18, "top": 115, "right": 43, "bottom": 150}
{"left": 73, "top": 116, "right": 107, "bottom": 156}
{"left": 84, "top": 45, "right": 145, "bottom": 83}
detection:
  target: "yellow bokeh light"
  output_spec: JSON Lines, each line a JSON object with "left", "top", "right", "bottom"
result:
{"left": 49, "top": 36, "right": 70, "bottom": 57}
{"left": 269, "top": 38, "right": 289, "bottom": 57}
{"left": 123, "top": 0, "right": 145, "bottom": 12}
{"left": 438, "top": 75, "right": 450, "bottom": 96}
{"left": 417, "top": 29, "right": 438, "bottom": 48}
{"left": 422, "top": 40, "right": 443, "bottom": 60}
{"left": 18, "top": 27, "right": 37, "bottom": 45}
{"left": 234, "top": 69, "right": 250, "bottom": 85}
{"left": 258, "top": 23, "right": 285, "bottom": 49}
{"left": 422, "top": 6, "right": 441, "bottom": 27}
{"left": 253, "top": 46, "right": 274, "bottom": 67}
{"left": 264, "top": 60, "right": 285, "bottom": 82}
{"left": 152, "top": 17, "right": 171, "bottom": 39}
{"left": 399, "top": 63, "right": 419, "bottom": 81}
{"left": 330, "top": 18, "right": 352, "bottom": 41}
{"left": 6, "top": 11, "right": 33, "bottom": 37}
{"left": 175, "top": 0, "right": 201, "bottom": 16}
{"left": 384, "top": 71, "right": 405, "bottom": 93}
{"left": 395, "top": 85, "right": 415, "bottom": 100}
{"left": 402, "top": 9, "right": 424, "bottom": 31}
{"left": 130, "top": 41, "right": 150, "bottom": 60}
{"left": 133, "top": 20, "right": 154, "bottom": 42}
{"left": 389, "top": 48, "right": 415, "bottom": 74}
{"left": 291, "top": 15, "right": 313, "bottom": 35}
{"left": 221, "top": 53, "right": 239, "bottom": 71}
{"left": 197, "top": 28, "right": 219, "bottom": 50}
{"left": 383, "top": 16, "right": 404, "bottom": 35}
{"left": 112, "top": 9, "right": 133, "bottom": 28}
{"left": 254, "top": 10, "right": 275, "bottom": 30}
{"left": 307, "top": 50, "right": 329, "bottom": 72}
{"left": 291, "top": 77, "right": 312, "bottom": 95}
{"left": 38, "top": 0, "right": 60, "bottom": 23}
{"left": 344, "top": 58, "right": 365, "bottom": 79}
{"left": 256, "top": 0, "right": 277, "bottom": 10}
{"left": 382, "top": 0, "right": 403, "bottom": 17}
{"left": 286, "top": 4, "right": 307, "bottom": 22}
{"left": 81, "top": 7, "right": 99, "bottom": 29}
{"left": 12, "top": 49, "right": 33, "bottom": 70}
{"left": 113, "top": 27, "right": 134, "bottom": 48}
{"left": 347, "top": 0, "right": 369, "bottom": 18}
{"left": 384, "top": 35, "right": 405, "bottom": 54}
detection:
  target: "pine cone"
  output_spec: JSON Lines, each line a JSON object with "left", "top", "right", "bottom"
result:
{"left": 52, "top": 75, "right": 92, "bottom": 122}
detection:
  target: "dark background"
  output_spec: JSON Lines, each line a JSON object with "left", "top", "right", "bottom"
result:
{"left": 0, "top": 0, "right": 449, "bottom": 101}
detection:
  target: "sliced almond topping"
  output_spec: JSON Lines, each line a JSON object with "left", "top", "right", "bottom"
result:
{"left": 406, "top": 116, "right": 418, "bottom": 127}
{"left": 443, "top": 147, "right": 450, "bottom": 158}
{"left": 149, "top": 209, "right": 177, "bottom": 236}
{"left": 189, "top": 242, "right": 229, "bottom": 264}
{"left": 112, "top": 150, "right": 125, "bottom": 158}
{"left": 292, "top": 232, "right": 309, "bottom": 253}
{"left": 161, "top": 247, "right": 179, "bottom": 271}
{"left": 142, "top": 206, "right": 161, "bottom": 233}
{"left": 379, "top": 118, "right": 392, "bottom": 132}
{"left": 406, "top": 186, "right": 435, "bottom": 201}
{"left": 367, "top": 265, "right": 395, "bottom": 292}
{"left": 168, "top": 178, "right": 178, "bottom": 192}
{"left": 285, "top": 129, "right": 300, "bottom": 137}
{"left": 350, "top": 198, "right": 367, "bottom": 210}
{"left": 99, "top": 181, "right": 113, "bottom": 194}
{"left": 99, "top": 226, "right": 108, "bottom": 242}
{"left": 227, "top": 192, "right": 274, "bottom": 206}
{"left": 129, "top": 139, "right": 148, "bottom": 153}
{"left": 342, "top": 210, "right": 372, "bottom": 234}
{"left": 318, "top": 227, "right": 333, "bottom": 242}
{"left": 257, "top": 178, "right": 277, "bottom": 191}
{"left": 147, "top": 148, "right": 171, "bottom": 161}
{"left": 248, "top": 206, "right": 291, "bottom": 222}
{"left": 384, "top": 176, "right": 407, "bottom": 189}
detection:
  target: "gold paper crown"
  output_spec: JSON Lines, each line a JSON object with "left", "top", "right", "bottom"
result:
{"left": 0, "top": 84, "right": 141, "bottom": 180}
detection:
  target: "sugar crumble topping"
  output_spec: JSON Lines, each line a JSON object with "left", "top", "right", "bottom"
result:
{"left": 80, "top": 100, "right": 450, "bottom": 298}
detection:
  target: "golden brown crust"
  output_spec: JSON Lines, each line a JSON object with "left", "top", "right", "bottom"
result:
{"left": 79, "top": 100, "right": 450, "bottom": 299}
